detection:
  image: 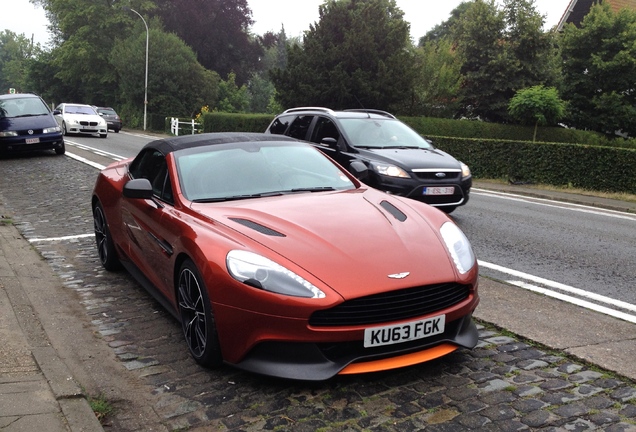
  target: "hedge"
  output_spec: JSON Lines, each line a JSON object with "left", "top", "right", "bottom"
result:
{"left": 430, "top": 136, "right": 636, "bottom": 194}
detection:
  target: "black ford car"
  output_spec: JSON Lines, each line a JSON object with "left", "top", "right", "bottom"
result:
{"left": 265, "top": 107, "right": 471, "bottom": 213}
{"left": 0, "top": 93, "right": 65, "bottom": 155}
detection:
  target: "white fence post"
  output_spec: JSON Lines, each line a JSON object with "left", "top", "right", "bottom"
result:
{"left": 170, "top": 117, "right": 199, "bottom": 136}
{"left": 171, "top": 117, "right": 179, "bottom": 136}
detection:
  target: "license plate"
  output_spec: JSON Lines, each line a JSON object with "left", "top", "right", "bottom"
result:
{"left": 364, "top": 315, "right": 445, "bottom": 348}
{"left": 423, "top": 186, "right": 454, "bottom": 196}
{"left": 25, "top": 137, "right": 40, "bottom": 144}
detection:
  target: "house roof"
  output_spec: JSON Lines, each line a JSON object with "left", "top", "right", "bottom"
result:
{"left": 557, "top": 0, "right": 636, "bottom": 30}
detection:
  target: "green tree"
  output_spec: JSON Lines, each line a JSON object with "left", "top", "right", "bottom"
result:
{"left": 406, "top": 38, "right": 462, "bottom": 117}
{"left": 35, "top": 0, "right": 128, "bottom": 105}
{"left": 504, "top": 0, "right": 560, "bottom": 91}
{"left": 111, "top": 27, "right": 219, "bottom": 125}
{"left": 419, "top": 1, "right": 472, "bottom": 46}
{"left": 452, "top": 0, "right": 559, "bottom": 122}
{"left": 0, "top": 30, "right": 41, "bottom": 94}
{"left": 453, "top": 0, "right": 511, "bottom": 121}
{"left": 508, "top": 85, "right": 566, "bottom": 142}
{"left": 216, "top": 72, "right": 249, "bottom": 113}
{"left": 560, "top": 3, "right": 636, "bottom": 137}
{"left": 271, "top": 0, "right": 416, "bottom": 112}
{"left": 153, "top": 0, "right": 262, "bottom": 85}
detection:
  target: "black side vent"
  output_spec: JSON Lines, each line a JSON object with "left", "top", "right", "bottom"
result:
{"left": 229, "top": 218, "right": 286, "bottom": 237}
{"left": 380, "top": 201, "right": 407, "bottom": 222}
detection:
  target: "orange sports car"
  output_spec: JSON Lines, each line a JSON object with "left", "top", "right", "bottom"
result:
{"left": 92, "top": 132, "right": 479, "bottom": 380}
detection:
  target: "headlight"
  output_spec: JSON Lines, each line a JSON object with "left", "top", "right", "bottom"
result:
{"left": 372, "top": 163, "right": 410, "bottom": 178}
{"left": 0, "top": 131, "right": 18, "bottom": 137}
{"left": 460, "top": 162, "right": 471, "bottom": 179}
{"left": 226, "top": 250, "right": 326, "bottom": 299}
{"left": 43, "top": 126, "right": 61, "bottom": 134}
{"left": 440, "top": 222, "right": 475, "bottom": 274}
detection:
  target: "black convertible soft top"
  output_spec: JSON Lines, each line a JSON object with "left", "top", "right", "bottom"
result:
{"left": 145, "top": 132, "right": 299, "bottom": 155}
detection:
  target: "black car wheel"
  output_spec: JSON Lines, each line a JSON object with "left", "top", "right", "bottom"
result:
{"left": 62, "top": 122, "right": 68, "bottom": 136}
{"left": 440, "top": 206, "right": 457, "bottom": 214}
{"left": 93, "top": 201, "right": 121, "bottom": 271}
{"left": 178, "top": 260, "right": 223, "bottom": 368}
{"left": 54, "top": 141, "right": 65, "bottom": 155}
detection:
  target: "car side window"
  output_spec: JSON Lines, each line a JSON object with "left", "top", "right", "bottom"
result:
{"left": 286, "top": 115, "right": 314, "bottom": 140}
{"left": 268, "top": 114, "right": 295, "bottom": 135}
{"left": 310, "top": 117, "right": 341, "bottom": 145}
{"left": 128, "top": 149, "right": 174, "bottom": 205}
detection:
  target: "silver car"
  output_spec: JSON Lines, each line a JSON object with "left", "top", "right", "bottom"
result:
{"left": 54, "top": 103, "right": 108, "bottom": 138}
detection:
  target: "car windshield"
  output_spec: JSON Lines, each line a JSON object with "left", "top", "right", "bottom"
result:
{"left": 339, "top": 118, "right": 434, "bottom": 150}
{"left": 176, "top": 142, "right": 356, "bottom": 202}
{"left": 65, "top": 105, "right": 97, "bottom": 115}
{"left": 98, "top": 108, "right": 117, "bottom": 115}
{"left": 0, "top": 97, "right": 50, "bottom": 118}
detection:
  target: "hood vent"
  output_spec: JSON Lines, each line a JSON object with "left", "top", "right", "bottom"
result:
{"left": 380, "top": 201, "right": 407, "bottom": 222}
{"left": 229, "top": 218, "right": 286, "bottom": 237}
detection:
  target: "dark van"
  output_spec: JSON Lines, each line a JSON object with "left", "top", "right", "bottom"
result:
{"left": 0, "top": 93, "right": 65, "bottom": 155}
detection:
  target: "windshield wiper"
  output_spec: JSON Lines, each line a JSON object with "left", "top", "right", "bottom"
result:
{"left": 290, "top": 187, "right": 336, "bottom": 193}
{"left": 381, "top": 145, "right": 421, "bottom": 149}
{"left": 192, "top": 191, "right": 285, "bottom": 203}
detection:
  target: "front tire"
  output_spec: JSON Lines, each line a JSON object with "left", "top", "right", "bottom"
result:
{"left": 54, "top": 141, "right": 65, "bottom": 155}
{"left": 62, "top": 122, "right": 68, "bottom": 136}
{"left": 99, "top": 133, "right": 107, "bottom": 138}
{"left": 93, "top": 201, "right": 121, "bottom": 271}
{"left": 177, "top": 260, "right": 223, "bottom": 368}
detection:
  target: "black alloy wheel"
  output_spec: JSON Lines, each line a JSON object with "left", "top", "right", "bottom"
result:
{"left": 177, "top": 260, "right": 222, "bottom": 367}
{"left": 93, "top": 201, "right": 121, "bottom": 271}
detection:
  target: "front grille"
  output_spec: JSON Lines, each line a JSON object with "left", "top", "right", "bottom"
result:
{"left": 413, "top": 171, "right": 461, "bottom": 181}
{"left": 309, "top": 283, "right": 470, "bottom": 327}
{"left": 80, "top": 121, "right": 98, "bottom": 126}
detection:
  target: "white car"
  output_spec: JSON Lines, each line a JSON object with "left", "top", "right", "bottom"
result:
{"left": 54, "top": 103, "right": 108, "bottom": 138}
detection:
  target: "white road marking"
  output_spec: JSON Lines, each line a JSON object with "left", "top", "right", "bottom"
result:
{"left": 479, "top": 259, "right": 636, "bottom": 324}
{"left": 472, "top": 188, "right": 636, "bottom": 221}
{"left": 65, "top": 151, "right": 106, "bottom": 170}
{"left": 506, "top": 280, "right": 636, "bottom": 325}
{"left": 28, "top": 233, "right": 94, "bottom": 243}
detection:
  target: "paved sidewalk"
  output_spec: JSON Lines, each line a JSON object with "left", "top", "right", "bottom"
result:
{"left": 0, "top": 180, "right": 634, "bottom": 431}
{"left": 0, "top": 214, "right": 104, "bottom": 432}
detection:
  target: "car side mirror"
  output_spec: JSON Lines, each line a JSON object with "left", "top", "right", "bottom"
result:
{"left": 321, "top": 137, "right": 339, "bottom": 150}
{"left": 53, "top": 109, "right": 61, "bottom": 115}
{"left": 349, "top": 161, "right": 369, "bottom": 181}
{"left": 123, "top": 178, "right": 153, "bottom": 199}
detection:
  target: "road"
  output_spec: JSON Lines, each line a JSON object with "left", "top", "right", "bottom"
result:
{"left": 1, "top": 132, "right": 636, "bottom": 431}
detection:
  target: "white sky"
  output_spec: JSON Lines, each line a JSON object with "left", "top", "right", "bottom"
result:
{"left": 1, "top": 0, "right": 571, "bottom": 47}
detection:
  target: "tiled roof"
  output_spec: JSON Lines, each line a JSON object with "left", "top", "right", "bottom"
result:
{"left": 557, "top": 0, "right": 636, "bottom": 30}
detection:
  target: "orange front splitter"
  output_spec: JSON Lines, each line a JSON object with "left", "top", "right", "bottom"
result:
{"left": 338, "top": 343, "right": 458, "bottom": 375}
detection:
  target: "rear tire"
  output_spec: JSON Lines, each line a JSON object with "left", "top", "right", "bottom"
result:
{"left": 440, "top": 206, "right": 457, "bottom": 214}
{"left": 177, "top": 260, "right": 223, "bottom": 368}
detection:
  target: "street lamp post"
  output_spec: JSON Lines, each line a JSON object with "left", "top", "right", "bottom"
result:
{"left": 124, "top": 7, "right": 148, "bottom": 131}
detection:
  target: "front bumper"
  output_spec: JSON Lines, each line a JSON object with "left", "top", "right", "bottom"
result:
{"left": 370, "top": 174, "right": 472, "bottom": 208}
{"left": 0, "top": 134, "right": 65, "bottom": 153}
{"left": 232, "top": 314, "right": 479, "bottom": 381}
